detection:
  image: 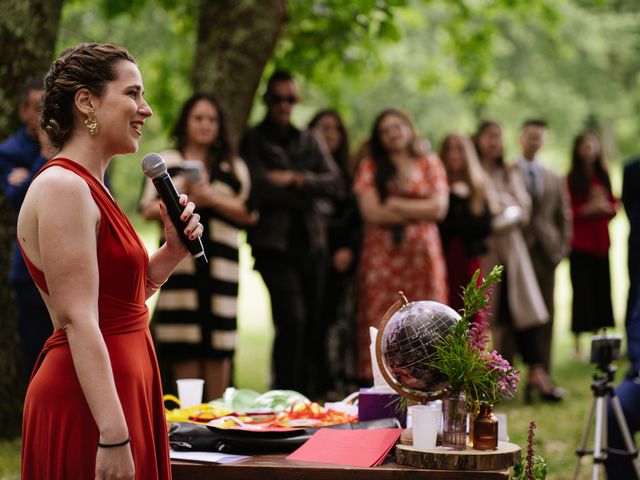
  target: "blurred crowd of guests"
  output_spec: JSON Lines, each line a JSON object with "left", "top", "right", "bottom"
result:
{"left": 0, "top": 71, "right": 635, "bottom": 410}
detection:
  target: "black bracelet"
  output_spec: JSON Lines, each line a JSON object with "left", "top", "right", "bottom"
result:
{"left": 97, "top": 437, "right": 131, "bottom": 448}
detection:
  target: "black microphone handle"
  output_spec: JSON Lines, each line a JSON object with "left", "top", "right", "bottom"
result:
{"left": 152, "top": 174, "right": 208, "bottom": 266}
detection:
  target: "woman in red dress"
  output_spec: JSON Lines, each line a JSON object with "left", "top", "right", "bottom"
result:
{"left": 353, "top": 108, "right": 448, "bottom": 382}
{"left": 18, "top": 43, "right": 203, "bottom": 479}
{"left": 567, "top": 131, "right": 617, "bottom": 358}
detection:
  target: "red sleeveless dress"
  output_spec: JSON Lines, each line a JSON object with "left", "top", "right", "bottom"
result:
{"left": 20, "top": 158, "right": 171, "bottom": 479}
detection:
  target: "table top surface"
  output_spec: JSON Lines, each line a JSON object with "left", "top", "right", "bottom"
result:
{"left": 171, "top": 453, "right": 511, "bottom": 480}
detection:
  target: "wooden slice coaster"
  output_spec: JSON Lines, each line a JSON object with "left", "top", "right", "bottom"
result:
{"left": 396, "top": 441, "right": 521, "bottom": 471}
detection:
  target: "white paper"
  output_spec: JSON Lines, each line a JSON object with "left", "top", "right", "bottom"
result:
{"left": 369, "top": 327, "right": 394, "bottom": 393}
{"left": 170, "top": 449, "right": 249, "bottom": 464}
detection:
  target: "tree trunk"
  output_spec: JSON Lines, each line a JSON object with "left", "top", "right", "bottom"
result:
{"left": 0, "top": 0, "right": 63, "bottom": 438}
{"left": 192, "top": 0, "right": 288, "bottom": 145}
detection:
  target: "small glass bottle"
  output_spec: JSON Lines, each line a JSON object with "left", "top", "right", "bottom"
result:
{"left": 473, "top": 403, "right": 499, "bottom": 450}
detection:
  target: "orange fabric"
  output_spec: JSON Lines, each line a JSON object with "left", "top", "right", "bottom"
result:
{"left": 21, "top": 158, "right": 171, "bottom": 479}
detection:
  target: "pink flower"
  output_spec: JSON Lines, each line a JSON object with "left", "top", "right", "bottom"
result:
{"left": 469, "top": 314, "right": 490, "bottom": 351}
{"left": 481, "top": 350, "right": 520, "bottom": 402}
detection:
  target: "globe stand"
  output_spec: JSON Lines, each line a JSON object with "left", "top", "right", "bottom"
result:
{"left": 374, "top": 292, "right": 444, "bottom": 404}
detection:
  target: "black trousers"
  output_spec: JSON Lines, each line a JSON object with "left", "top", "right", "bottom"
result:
{"left": 15, "top": 281, "right": 52, "bottom": 380}
{"left": 569, "top": 251, "right": 615, "bottom": 333}
{"left": 253, "top": 249, "right": 326, "bottom": 397}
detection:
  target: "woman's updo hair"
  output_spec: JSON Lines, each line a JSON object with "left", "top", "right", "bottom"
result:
{"left": 41, "top": 43, "right": 136, "bottom": 149}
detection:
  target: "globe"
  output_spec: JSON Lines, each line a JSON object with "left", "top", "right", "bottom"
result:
{"left": 376, "top": 294, "right": 461, "bottom": 401}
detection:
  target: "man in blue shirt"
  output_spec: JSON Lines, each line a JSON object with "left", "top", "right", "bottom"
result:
{"left": 0, "top": 80, "right": 52, "bottom": 379}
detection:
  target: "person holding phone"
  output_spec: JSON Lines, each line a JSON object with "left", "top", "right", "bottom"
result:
{"left": 140, "top": 92, "right": 256, "bottom": 401}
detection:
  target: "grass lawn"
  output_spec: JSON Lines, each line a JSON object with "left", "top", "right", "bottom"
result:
{"left": 0, "top": 214, "right": 633, "bottom": 479}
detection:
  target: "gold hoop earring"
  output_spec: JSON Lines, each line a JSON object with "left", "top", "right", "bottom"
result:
{"left": 84, "top": 109, "right": 100, "bottom": 136}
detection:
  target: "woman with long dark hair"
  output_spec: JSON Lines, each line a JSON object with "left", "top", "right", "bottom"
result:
{"left": 567, "top": 130, "right": 617, "bottom": 357}
{"left": 140, "top": 93, "right": 256, "bottom": 401}
{"left": 309, "top": 109, "right": 361, "bottom": 398}
{"left": 353, "top": 108, "right": 448, "bottom": 382}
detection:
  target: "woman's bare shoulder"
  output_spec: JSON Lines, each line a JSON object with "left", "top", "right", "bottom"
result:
{"left": 25, "top": 165, "right": 98, "bottom": 224}
{"left": 29, "top": 165, "right": 92, "bottom": 200}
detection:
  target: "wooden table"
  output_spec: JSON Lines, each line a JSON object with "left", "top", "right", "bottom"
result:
{"left": 171, "top": 454, "right": 510, "bottom": 479}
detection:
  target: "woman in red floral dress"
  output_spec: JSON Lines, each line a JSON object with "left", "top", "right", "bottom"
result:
{"left": 353, "top": 108, "right": 448, "bottom": 382}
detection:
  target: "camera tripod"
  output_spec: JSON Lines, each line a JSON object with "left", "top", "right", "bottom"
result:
{"left": 572, "top": 364, "right": 640, "bottom": 480}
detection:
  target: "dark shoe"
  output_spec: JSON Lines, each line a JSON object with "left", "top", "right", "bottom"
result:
{"left": 525, "top": 382, "right": 565, "bottom": 404}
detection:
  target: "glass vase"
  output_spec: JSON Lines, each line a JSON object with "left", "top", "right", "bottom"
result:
{"left": 442, "top": 391, "right": 467, "bottom": 450}
{"left": 473, "top": 403, "right": 499, "bottom": 450}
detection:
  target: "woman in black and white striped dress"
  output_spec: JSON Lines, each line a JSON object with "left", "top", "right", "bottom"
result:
{"left": 140, "top": 93, "right": 257, "bottom": 400}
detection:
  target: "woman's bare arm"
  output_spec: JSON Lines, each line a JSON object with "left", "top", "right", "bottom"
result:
{"left": 356, "top": 189, "right": 408, "bottom": 226}
{"left": 32, "top": 169, "right": 130, "bottom": 446}
{"left": 385, "top": 191, "right": 449, "bottom": 222}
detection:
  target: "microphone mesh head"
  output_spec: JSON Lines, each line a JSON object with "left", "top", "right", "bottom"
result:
{"left": 141, "top": 153, "right": 167, "bottom": 179}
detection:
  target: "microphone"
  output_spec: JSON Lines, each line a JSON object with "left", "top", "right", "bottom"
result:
{"left": 141, "top": 152, "right": 208, "bottom": 267}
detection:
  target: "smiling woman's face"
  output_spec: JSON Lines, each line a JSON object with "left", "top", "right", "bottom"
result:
{"left": 378, "top": 113, "right": 413, "bottom": 154}
{"left": 92, "top": 60, "right": 152, "bottom": 155}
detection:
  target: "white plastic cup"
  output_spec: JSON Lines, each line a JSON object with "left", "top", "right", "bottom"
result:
{"left": 496, "top": 413, "right": 509, "bottom": 442}
{"left": 411, "top": 404, "right": 442, "bottom": 451}
{"left": 176, "top": 378, "right": 204, "bottom": 408}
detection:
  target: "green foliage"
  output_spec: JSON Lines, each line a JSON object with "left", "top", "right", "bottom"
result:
{"left": 460, "top": 266, "right": 503, "bottom": 323}
{"left": 0, "top": 438, "right": 21, "bottom": 478}
{"left": 276, "top": 0, "right": 407, "bottom": 78}
{"left": 513, "top": 421, "right": 548, "bottom": 480}
{"left": 513, "top": 455, "right": 548, "bottom": 480}
{"left": 431, "top": 321, "right": 489, "bottom": 395}
{"left": 430, "top": 266, "right": 504, "bottom": 397}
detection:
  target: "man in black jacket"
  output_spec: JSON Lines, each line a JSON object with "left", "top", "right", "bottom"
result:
{"left": 241, "top": 70, "right": 342, "bottom": 396}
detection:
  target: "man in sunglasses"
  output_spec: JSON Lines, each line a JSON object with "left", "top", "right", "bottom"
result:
{"left": 241, "top": 70, "right": 342, "bottom": 398}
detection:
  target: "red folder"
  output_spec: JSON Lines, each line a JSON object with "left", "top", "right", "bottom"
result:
{"left": 286, "top": 428, "right": 402, "bottom": 467}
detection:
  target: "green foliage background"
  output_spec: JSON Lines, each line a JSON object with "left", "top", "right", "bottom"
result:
{"left": 53, "top": 0, "right": 640, "bottom": 216}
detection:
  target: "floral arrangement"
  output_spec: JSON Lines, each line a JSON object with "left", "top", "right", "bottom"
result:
{"left": 430, "top": 265, "right": 520, "bottom": 404}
